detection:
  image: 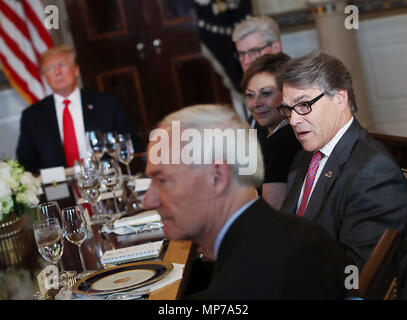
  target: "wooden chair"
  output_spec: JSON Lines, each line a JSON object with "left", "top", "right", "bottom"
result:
{"left": 348, "top": 229, "right": 400, "bottom": 300}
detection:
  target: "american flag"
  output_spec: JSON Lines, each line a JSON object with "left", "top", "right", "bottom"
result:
{"left": 0, "top": 0, "right": 52, "bottom": 104}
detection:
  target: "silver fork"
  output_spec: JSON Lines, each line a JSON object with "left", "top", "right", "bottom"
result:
{"left": 105, "top": 289, "right": 150, "bottom": 300}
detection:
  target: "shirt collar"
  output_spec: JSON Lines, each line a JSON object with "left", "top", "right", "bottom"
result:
{"left": 319, "top": 117, "right": 354, "bottom": 157}
{"left": 54, "top": 87, "right": 80, "bottom": 108}
{"left": 213, "top": 197, "right": 259, "bottom": 259}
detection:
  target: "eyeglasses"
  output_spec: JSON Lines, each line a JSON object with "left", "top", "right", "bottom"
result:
{"left": 278, "top": 93, "right": 325, "bottom": 117}
{"left": 234, "top": 43, "right": 272, "bottom": 61}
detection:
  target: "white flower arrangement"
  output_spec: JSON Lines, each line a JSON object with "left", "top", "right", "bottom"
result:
{"left": 0, "top": 160, "right": 43, "bottom": 222}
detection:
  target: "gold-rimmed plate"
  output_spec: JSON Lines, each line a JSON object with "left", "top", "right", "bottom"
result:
{"left": 72, "top": 261, "right": 173, "bottom": 296}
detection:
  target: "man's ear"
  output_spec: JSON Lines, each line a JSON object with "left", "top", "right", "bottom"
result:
{"left": 334, "top": 89, "right": 348, "bottom": 111}
{"left": 209, "top": 164, "right": 231, "bottom": 196}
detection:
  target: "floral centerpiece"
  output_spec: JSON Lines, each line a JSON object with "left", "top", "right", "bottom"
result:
{"left": 0, "top": 159, "right": 42, "bottom": 223}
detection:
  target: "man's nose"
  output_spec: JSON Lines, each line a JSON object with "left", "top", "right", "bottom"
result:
{"left": 242, "top": 54, "right": 254, "bottom": 71}
{"left": 143, "top": 185, "right": 160, "bottom": 209}
{"left": 289, "top": 111, "right": 302, "bottom": 127}
{"left": 53, "top": 65, "right": 62, "bottom": 75}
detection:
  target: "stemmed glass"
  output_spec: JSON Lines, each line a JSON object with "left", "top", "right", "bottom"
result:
{"left": 62, "top": 206, "right": 94, "bottom": 279}
{"left": 33, "top": 218, "right": 64, "bottom": 288}
{"left": 116, "top": 133, "right": 134, "bottom": 180}
{"left": 86, "top": 130, "right": 104, "bottom": 160}
{"left": 104, "top": 131, "right": 119, "bottom": 160}
{"left": 37, "top": 202, "right": 76, "bottom": 281}
{"left": 75, "top": 158, "right": 107, "bottom": 224}
{"left": 99, "top": 157, "right": 121, "bottom": 215}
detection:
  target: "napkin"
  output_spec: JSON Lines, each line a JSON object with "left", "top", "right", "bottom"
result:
{"left": 127, "top": 178, "right": 151, "bottom": 192}
{"left": 134, "top": 262, "right": 184, "bottom": 293}
{"left": 113, "top": 210, "right": 161, "bottom": 228}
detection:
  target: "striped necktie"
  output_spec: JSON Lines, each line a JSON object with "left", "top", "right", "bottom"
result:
{"left": 297, "top": 151, "right": 323, "bottom": 217}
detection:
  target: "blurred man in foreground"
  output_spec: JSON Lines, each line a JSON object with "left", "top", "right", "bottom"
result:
{"left": 143, "top": 104, "right": 350, "bottom": 299}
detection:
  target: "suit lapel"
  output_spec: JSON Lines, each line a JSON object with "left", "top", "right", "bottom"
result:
{"left": 215, "top": 199, "right": 269, "bottom": 272}
{"left": 304, "top": 157, "right": 341, "bottom": 220}
{"left": 81, "top": 90, "right": 96, "bottom": 132}
{"left": 43, "top": 96, "right": 66, "bottom": 165}
{"left": 304, "top": 119, "right": 363, "bottom": 220}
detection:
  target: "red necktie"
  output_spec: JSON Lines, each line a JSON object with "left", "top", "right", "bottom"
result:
{"left": 297, "top": 151, "right": 323, "bottom": 217}
{"left": 62, "top": 99, "right": 80, "bottom": 167}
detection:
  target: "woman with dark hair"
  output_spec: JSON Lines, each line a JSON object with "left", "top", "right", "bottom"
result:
{"left": 241, "top": 53, "right": 301, "bottom": 209}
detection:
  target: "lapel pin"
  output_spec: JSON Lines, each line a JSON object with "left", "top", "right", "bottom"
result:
{"left": 88, "top": 104, "right": 94, "bottom": 110}
{"left": 325, "top": 171, "right": 332, "bottom": 178}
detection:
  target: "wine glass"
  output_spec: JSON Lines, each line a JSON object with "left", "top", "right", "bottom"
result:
{"left": 104, "top": 131, "right": 119, "bottom": 159}
{"left": 37, "top": 202, "right": 76, "bottom": 281}
{"left": 62, "top": 206, "right": 94, "bottom": 279}
{"left": 86, "top": 130, "right": 104, "bottom": 160}
{"left": 116, "top": 133, "right": 134, "bottom": 179}
{"left": 99, "top": 157, "right": 121, "bottom": 215}
{"left": 76, "top": 160, "right": 109, "bottom": 224}
{"left": 33, "top": 218, "right": 64, "bottom": 288}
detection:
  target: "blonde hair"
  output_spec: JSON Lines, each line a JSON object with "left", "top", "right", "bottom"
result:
{"left": 40, "top": 45, "right": 77, "bottom": 70}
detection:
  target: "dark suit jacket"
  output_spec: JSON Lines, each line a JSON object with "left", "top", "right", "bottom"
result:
{"left": 281, "top": 119, "right": 407, "bottom": 297}
{"left": 188, "top": 198, "right": 350, "bottom": 300}
{"left": 16, "top": 89, "right": 143, "bottom": 174}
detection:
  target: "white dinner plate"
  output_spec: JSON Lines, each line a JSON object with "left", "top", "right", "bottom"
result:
{"left": 72, "top": 261, "right": 173, "bottom": 296}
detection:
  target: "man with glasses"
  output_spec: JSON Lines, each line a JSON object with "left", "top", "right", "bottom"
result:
{"left": 232, "top": 16, "right": 282, "bottom": 72}
{"left": 277, "top": 50, "right": 407, "bottom": 298}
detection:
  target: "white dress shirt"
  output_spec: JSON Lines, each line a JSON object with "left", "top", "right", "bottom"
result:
{"left": 296, "top": 117, "right": 354, "bottom": 211}
{"left": 54, "top": 87, "right": 88, "bottom": 161}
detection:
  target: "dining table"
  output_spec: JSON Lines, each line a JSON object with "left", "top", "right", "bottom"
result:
{"left": 0, "top": 169, "right": 195, "bottom": 300}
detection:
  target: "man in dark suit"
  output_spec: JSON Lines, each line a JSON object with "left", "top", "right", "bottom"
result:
{"left": 16, "top": 45, "right": 142, "bottom": 174}
{"left": 277, "top": 51, "right": 407, "bottom": 298}
{"left": 143, "top": 104, "right": 350, "bottom": 299}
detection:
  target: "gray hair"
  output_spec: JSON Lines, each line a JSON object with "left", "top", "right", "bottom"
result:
{"left": 158, "top": 104, "right": 264, "bottom": 188}
{"left": 232, "top": 16, "right": 280, "bottom": 45}
{"left": 277, "top": 50, "right": 358, "bottom": 113}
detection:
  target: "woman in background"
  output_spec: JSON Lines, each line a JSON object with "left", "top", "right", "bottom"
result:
{"left": 240, "top": 53, "right": 301, "bottom": 209}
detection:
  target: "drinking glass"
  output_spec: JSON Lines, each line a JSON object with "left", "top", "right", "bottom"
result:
{"left": 37, "top": 202, "right": 76, "bottom": 280}
{"left": 104, "top": 131, "right": 118, "bottom": 159}
{"left": 116, "top": 133, "right": 134, "bottom": 179}
{"left": 62, "top": 206, "right": 94, "bottom": 279}
{"left": 87, "top": 130, "right": 104, "bottom": 160}
{"left": 99, "top": 157, "right": 121, "bottom": 214}
{"left": 33, "top": 218, "right": 64, "bottom": 288}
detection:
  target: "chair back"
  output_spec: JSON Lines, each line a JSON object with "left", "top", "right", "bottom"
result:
{"left": 349, "top": 229, "right": 400, "bottom": 300}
